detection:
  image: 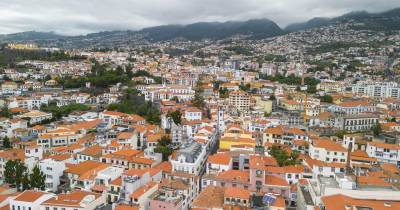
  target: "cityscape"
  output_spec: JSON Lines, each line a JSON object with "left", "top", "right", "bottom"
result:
{"left": 1, "top": 1, "right": 400, "bottom": 210}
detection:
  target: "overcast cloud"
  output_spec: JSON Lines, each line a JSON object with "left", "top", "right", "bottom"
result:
{"left": 0, "top": 0, "right": 400, "bottom": 35}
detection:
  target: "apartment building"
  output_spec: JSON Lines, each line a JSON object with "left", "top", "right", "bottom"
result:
{"left": 366, "top": 141, "right": 400, "bottom": 165}
{"left": 352, "top": 81, "right": 400, "bottom": 98}
{"left": 309, "top": 139, "right": 348, "bottom": 164}
{"left": 171, "top": 141, "right": 207, "bottom": 176}
{"left": 229, "top": 90, "right": 250, "bottom": 111}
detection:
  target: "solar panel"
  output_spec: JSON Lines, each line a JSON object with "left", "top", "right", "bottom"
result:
{"left": 262, "top": 194, "right": 276, "bottom": 205}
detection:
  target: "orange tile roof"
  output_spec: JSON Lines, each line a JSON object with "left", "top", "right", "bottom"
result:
{"left": 224, "top": 187, "right": 250, "bottom": 200}
{"left": 130, "top": 182, "right": 157, "bottom": 199}
{"left": 42, "top": 190, "right": 101, "bottom": 207}
{"left": 272, "top": 196, "right": 286, "bottom": 208}
{"left": 357, "top": 176, "right": 392, "bottom": 187}
{"left": 48, "top": 154, "right": 72, "bottom": 161}
{"left": 124, "top": 169, "right": 149, "bottom": 177}
{"left": 208, "top": 153, "right": 231, "bottom": 165}
{"left": 216, "top": 170, "right": 249, "bottom": 184}
{"left": 381, "top": 163, "right": 400, "bottom": 175}
{"left": 110, "top": 177, "right": 122, "bottom": 186}
{"left": 115, "top": 204, "right": 139, "bottom": 210}
{"left": 265, "top": 175, "right": 288, "bottom": 186}
{"left": 154, "top": 161, "right": 172, "bottom": 173}
{"left": 338, "top": 100, "right": 370, "bottom": 107}
{"left": 322, "top": 194, "right": 400, "bottom": 210}
{"left": 117, "top": 132, "right": 134, "bottom": 139}
{"left": 283, "top": 165, "right": 304, "bottom": 174}
{"left": 312, "top": 139, "right": 347, "bottom": 152}
{"left": 81, "top": 145, "right": 103, "bottom": 157}
{"left": 191, "top": 186, "right": 224, "bottom": 209}
{"left": 65, "top": 160, "right": 108, "bottom": 176}
{"left": 368, "top": 141, "right": 400, "bottom": 150}
{"left": 14, "top": 191, "right": 48, "bottom": 202}
{"left": 265, "top": 126, "right": 284, "bottom": 135}
{"left": 0, "top": 149, "right": 25, "bottom": 161}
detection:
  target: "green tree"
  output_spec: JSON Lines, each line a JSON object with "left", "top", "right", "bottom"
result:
{"left": 192, "top": 80, "right": 205, "bottom": 109}
{"left": 3, "top": 136, "right": 11, "bottom": 149}
{"left": 269, "top": 94, "right": 276, "bottom": 100}
{"left": 167, "top": 110, "right": 182, "bottom": 125}
{"left": 14, "top": 161, "right": 27, "bottom": 191}
{"left": 21, "top": 173, "right": 30, "bottom": 191}
{"left": 0, "top": 106, "right": 12, "bottom": 118}
{"left": 4, "top": 160, "right": 16, "bottom": 185}
{"left": 219, "top": 88, "right": 229, "bottom": 98}
{"left": 319, "top": 95, "right": 333, "bottom": 103}
{"left": 154, "top": 136, "right": 172, "bottom": 161}
{"left": 29, "top": 165, "right": 46, "bottom": 190}
{"left": 372, "top": 124, "right": 382, "bottom": 136}
{"left": 269, "top": 145, "right": 300, "bottom": 167}
{"left": 239, "top": 83, "right": 251, "bottom": 92}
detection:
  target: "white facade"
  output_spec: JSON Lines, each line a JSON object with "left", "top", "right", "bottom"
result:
{"left": 366, "top": 142, "right": 400, "bottom": 165}
{"left": 171, "top": 141, "right": 207, "bottom": 176}
{"left": 39, "top": 159, "right": 66, "bottom": 192}
{"left": 352, "top": 81, "right": 400, "bottom": 98}
{"left": 10, "top": 191, "right": 55, "bottom": 210}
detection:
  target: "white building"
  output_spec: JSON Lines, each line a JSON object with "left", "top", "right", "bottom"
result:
{"left": 309, "top": 139, "right": 348, "bottom": 164}
{"left": 171, "top": 141, "right": 207, "bottom": 176}
{"left": 39, "top": 158, "right": 66, "bottom": 192}
{"left": 41, "top": 191, "right": 105, "bottom": 210}
{"left": 366, "top": 141, "right": 400, "bottom": 165}
{"left": 183, "top": 107, "right": 202, "bottom": 121}
{"left": 10, "top": 191, "right": 55, "bottom": 210}
{"left": 352, "top": 81, "right": 400, "bottom": 98}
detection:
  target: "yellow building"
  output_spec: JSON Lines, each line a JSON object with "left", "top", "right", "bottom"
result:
{"left": 219, "top": 125, "right": 256, "bottom": 150}
{"left": 254, "top": 96, "right": 273, "bottom": 113}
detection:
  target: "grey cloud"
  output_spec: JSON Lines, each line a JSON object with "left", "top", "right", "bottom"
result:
{"left": 0, "top": 0, "right": 399, "bottom": 35}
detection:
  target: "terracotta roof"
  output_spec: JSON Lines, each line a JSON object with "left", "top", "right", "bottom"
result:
{"left": 160, "top": 179, "right": 188, "bottom": 190}
{"left": 338, "top": 100, "right": 371, "bottom": 107}
{"left": 208, "top": 153, "right": 231, "bottom": 165}
{"left": 154, "top": 161, "right": 172, "bottom": 173}
{"left": 224, "top": 187, "right": 250, "bottom": 200}
{"left": 80, "top": 145, "right": 103, "bottom": 157}
{"left": 14, "top": 191, "right": 48, "bottom": 202}
{"left": 130, "top": 182, "right": 157, "bottom": 199}
{"left": 0, "top": 149, "right": 25, "bottom": 161}
{"left": 42, "top": 190, "right": 101, "bottom": 207}
{"left": 265, "top": 175, "right": 289, "bottom": 186}
{"left": 115, "top": 205, "right": 139, "bottom": 210}
{"left": 322, "top": 194, "right": 400, "bottom": 210}
{"left": 192, "top": 186, "right": 224, "bottom": 209}
{"left": 65, "top": 160, "right": 108, "bottom": 176}
{"left": 368, "top": 141, "right": 400, "bottom": 150}
{"left": 124, "top": 169, "right": 149, "bottom": 177}
{"left": 312, "top": 139, "right": 347, "bottom": 152}
{"left": 216, "top": 170, "right": 249, "bottom": 184}
{"left": 283, "top": 165, "right": 304, "bottom": 174}
{"left": 357, "top": 176, "right": 392, "bottom": 187}
{"left": 47, "top": 154, "right": 72, "bottom": 161}
{"left": 110, "top": 177, "right": 122, "bottom": 186}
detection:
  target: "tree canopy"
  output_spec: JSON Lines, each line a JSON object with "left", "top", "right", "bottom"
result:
{"left": 269, "top": 145, "right": 300, "bottom": 167}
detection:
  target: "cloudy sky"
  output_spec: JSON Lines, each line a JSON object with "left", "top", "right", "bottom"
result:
{"left": 1, "top": 0, "right": 400, "bottom": 35}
